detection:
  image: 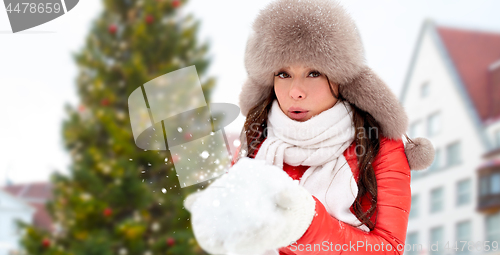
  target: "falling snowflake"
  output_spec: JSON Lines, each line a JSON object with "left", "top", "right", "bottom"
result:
{"left": 212, "top": 200, "right": 220, "bottom": 207}
{"left": 200, "top": 151, "right": 209, "bottom": 159}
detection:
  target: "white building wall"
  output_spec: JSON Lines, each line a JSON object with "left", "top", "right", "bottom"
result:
{"left": 485, "top": 120, "right": 500, "bottom": 150}
{"left": 403, "top": 25, "right": 493, "bottom": 254}
{"left": 0, "top": 191, "right": 34, "bottom": 255}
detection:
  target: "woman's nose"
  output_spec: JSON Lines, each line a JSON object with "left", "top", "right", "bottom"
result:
{"left": 289, "top": 80, "right": 306, "bottom": 99}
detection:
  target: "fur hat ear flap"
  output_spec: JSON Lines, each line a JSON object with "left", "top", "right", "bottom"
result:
{"left": 338, "top": 67, "right": 435, "bottom": 171}
{"left": 404, "top": 136, "right": 436, "bottom": 171}
{"left": 339, "top": 66, "right": 408, "bottom": 140}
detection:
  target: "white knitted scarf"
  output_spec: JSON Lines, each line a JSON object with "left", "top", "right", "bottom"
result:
{"left": 255, "top": 99, "right": 370, "bottom": 232}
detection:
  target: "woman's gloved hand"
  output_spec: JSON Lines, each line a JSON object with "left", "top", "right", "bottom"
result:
{"left": 184, "top": 157, "right": 316, "bottom": 255}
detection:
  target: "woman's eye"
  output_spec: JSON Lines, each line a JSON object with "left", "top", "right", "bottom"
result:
{"left": 309, "top": 71, "right": 321, "bottom": 77}
{"left": 276, "top": 72, "right": 290, "bottom": 78}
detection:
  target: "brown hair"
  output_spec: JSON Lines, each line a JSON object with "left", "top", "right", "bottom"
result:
{"left": 236, "top": 75, "right": 381, "bottom": 230}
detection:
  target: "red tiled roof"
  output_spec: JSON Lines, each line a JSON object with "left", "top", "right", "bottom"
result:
{"left": 3, "top": 181, "right": 53, "bottom": 201}
{"left": 2, "top": 182, "right": 53, "bottom": 232}
{"left": 436, "top": 26, "right": 500, "bottom": 123}
{"left": 3, "top": 185, "right": 23, "bottom": 196}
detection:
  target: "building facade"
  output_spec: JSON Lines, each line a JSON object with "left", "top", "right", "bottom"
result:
{"left": 401, "top": 20, "right": 500, "bottom": 255}
{"left": 0, "top": 182, "right": 53, "bottom": 255}
{"left": 0, "top": 190, "right": 34, "bottom": 255}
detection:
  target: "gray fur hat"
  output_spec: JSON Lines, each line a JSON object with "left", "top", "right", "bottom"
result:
{"left": 239, "top": 0, "right": 434, "bottom": 171}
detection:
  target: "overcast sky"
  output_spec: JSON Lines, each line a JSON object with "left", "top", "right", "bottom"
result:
{"left": 1, "top": 0, "right": 499, "bottom": 185}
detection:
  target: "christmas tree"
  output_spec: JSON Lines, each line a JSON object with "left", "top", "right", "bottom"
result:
{"left": 18, "top": 0, "right": 216, "bottom": 254}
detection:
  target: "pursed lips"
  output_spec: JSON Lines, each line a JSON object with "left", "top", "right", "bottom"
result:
{"left": 288, "top": 107, "right": 309, "bottom": 120}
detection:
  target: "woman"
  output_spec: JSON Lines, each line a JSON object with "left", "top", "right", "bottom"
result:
{"left": 184, "top": 0, "right": 435, "bottom": 254}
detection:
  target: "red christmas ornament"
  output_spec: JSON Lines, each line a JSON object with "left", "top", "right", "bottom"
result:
{"left": 166, "top": 237, "right": 175, "bottom": 246}
{"left": 145, "top": 15, "right": 154, "bottom": 24}
{"left": 103, "top": 207, "right": 113, "bottom": 217}
{"left": 101, "top": 98, "right": 109, "bottom": 106}
{"left": 78, "top": 104, "right": 85, "bottom": 112}
{"left": 42, "top": 238, "right": 50, "bottom": 248}
{"left": 108, "top": 24, "right": 117, "bottom": 34}
{"left": 172, "top": 0, "right": 180, "bottom": 8}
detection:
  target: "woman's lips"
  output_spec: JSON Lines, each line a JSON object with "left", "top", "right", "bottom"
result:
{"left": 288, "top": 108, "right": 309, "bottom": 121}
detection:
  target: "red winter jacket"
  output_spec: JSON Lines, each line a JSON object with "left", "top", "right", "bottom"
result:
{"left": 231, "top": 136, "right": 411, "bottom": 254}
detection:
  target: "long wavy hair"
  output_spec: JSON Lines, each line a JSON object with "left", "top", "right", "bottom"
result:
{"left": 235, "top": 75, "right": 382, "bottom": 230}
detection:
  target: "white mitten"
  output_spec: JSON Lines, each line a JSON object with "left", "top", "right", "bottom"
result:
{"left": 184, "top": 157, "right": 316, "bottom": 255}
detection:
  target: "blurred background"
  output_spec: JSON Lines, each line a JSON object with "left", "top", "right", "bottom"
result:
{"left": 0, "top": 0, "right": 499, "bottom": 254}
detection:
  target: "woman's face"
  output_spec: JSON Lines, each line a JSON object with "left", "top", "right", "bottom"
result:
{"left": 274, "top": 64, "right": 339, "bottom": 122}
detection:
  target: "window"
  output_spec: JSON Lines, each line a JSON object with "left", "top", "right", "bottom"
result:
{"left": 456, "top": 179, "right": 471, "bottom": 206}
{"left": 491, "top": 173, "right": 500, "bottom": 194}
{"left": 406, "top": 232, "right": 420, "bottom": 255}
{"left": 410, "top": 121, "right": 425, "bottom": 138}
{"left": 430, "top": 226, "right": 444, "bottom": 255}
{"left": 486, "top": 211, "right": 500, "bottom": 246}
{"left": 481, "top": 176, "right": 489, "bottom": 195}
{"left": 428, "top": 149, "right": 441, "bottom": 172}
{"left": 427, "top": 112, "right": 441, "bottom": 137}
{"left": 430, "top": 187, "right": 444, "bottom": 213}
{"left": 479, "top": 173, "right": 500, "bottom": 196}
{"left": 495, "top": 129, "right": 500, "bottom": 148}
{"left": 421, "top": 81, "right": 430, "bottom": 98}
{"left": 11, "top": 218, "right": 20, "bottom": 235}
{"left": 410, "top": 195, "right": 419, "bottom": 219}
{"left": 446, "top": 142, "right": 461, "bottom": 167}
{"left": 456, "top": 220, "right": 471, "bottom": 254}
